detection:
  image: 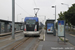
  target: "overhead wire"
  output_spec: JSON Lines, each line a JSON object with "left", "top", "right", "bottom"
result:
{"left": 15, "top": 3, "right": 32, "bottom": 16}
{"left": 33, "top": 0, "right": 37, "bottom": 7}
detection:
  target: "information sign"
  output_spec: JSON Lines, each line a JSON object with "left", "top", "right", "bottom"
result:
{"left": 58, "top": 20, "right": 65, "bottom": 37}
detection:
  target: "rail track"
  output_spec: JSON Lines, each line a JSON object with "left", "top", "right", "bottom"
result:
{"left": 9, "top": 37, "right": 39, "bottom": 50}
{"left": 11, "top": 37, "right": 30, "bottom": 50}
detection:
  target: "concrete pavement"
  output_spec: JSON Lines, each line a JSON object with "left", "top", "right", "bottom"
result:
{"left": 36, "top": 30, "right": 75, "bottom": 50}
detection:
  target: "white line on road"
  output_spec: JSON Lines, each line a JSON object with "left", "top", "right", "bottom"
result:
{"left": 43, "top": 30, "right": 45, "bottom": 41}
{"left": 68, "top": 42, "right": 75, "bottom": 48}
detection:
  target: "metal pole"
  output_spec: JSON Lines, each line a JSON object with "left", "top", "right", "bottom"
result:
{"left": 36, "top": 13, "right": 37, "bottom": 17}
{"left": 64, "top": 21, "right": 65, "bottom": 44}
{"left": 35, "top": 13, "right": 37, "bottom": 17}
{"left": 12, "top": 0, "right": 15, "bottom": 39}
{"left": 44, "top": 16, "right": 46, "bottom": 25}
{"left": 55, "top": 6, "right": 56, "bottom": 23}
{"left": 54, "top": 5, "right": 56, "bottom": 36}
{"left": 17, "top": 15, "right": 18, "bottom": 22}
{"left": 61, "top": 3, "right": 69, "bottom": 9}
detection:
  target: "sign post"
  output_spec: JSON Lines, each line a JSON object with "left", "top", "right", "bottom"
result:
{"left": 58, "top": 20, "right": 65, "bottom": 43}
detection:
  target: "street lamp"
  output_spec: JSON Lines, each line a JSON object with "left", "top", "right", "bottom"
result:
{"left": 34, "top": 8, "right": 40, "bottom": 17}
{"left": 61, "top": 3, "right": 69, "bottom": 9}
{"left": 17, "top": 13, "right": 21, "bottom": 22}
{"left": 52, "top": 5, "right": 56, "bottom": 36}
{"left": 52, "top": 5, "right": 56, "bottom": 22}
{"left": 61, "top": 3, "right": 69, "bottom": 28}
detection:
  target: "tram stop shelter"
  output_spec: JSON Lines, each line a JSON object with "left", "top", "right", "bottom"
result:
{"left": 46, "top": 19, "right": 56, "bottom": 36}
{"left": 0, "top": 19, "right": 23, "bottom": 34}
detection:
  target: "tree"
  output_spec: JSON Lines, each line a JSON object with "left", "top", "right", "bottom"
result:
{"left": 64, "top": 4, "right": 75, "bottom": 26}
{"left": 58, "top": 11, "right": 68, "bottom": 23}
{"left": 58, "top": 12, "right": 65, "bottom": 20}
{"left": 58, "top": 3, "right": 75, "bottom": 28}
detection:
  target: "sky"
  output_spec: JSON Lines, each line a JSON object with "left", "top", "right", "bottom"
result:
{"left": 0, "top": 0, "right": 75, "bottom": 24}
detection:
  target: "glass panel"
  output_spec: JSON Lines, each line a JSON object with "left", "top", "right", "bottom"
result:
{"left": 1, "top": 22, "right": 5, "bottom": 33}
{"left": 26, "top": 20, "right": 36, "bottom": 24}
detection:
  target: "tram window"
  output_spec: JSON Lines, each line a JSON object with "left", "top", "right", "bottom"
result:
{"left": 26, "top": 20, "right": 36, "bottom": 24}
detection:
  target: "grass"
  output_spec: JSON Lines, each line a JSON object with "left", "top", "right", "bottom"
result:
{"left": 59, "top": 37, "right": 68, "bottom": 42}
{"left": 59, "top": 37, "right": 64, "bottom": 41}
{"left": 44, "top": 27, "right": 46, "bottom": 30}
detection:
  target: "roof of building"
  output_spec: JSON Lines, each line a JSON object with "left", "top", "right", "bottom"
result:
{"left": 0, "top": 19, "right": 23, "bottom": 24}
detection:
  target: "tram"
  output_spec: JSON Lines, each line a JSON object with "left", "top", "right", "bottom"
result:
{"left": 23, "top": 17, "right": 40, "bottom": 37}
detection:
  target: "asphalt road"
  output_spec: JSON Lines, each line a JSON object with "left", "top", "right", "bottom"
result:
{"left": 65, "top": 32, "right": 75, "bottom": 46}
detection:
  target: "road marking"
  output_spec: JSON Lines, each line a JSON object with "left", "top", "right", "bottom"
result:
{"left": 68, "top": 42, "right": 75, "bottom": 48}
{"left": 43, "top": 30, "right": 45, "bottom": 41}
{"left": 66, "top": 32, "right": 75, "bottom": 37}
{"left": 69, "top": 34, "right": 75, "bottom": 37}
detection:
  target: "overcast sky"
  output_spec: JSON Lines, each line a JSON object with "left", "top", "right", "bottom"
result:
{"left": 0, "top": 0, "right": 75, "bottom": 24}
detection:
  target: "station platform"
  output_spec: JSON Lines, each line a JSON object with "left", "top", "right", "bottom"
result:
{"left": 0, "top": 30, "right": 23, "bottom": 37}
{"left": 37, "top": 30, "right": 75, "bottom": 50}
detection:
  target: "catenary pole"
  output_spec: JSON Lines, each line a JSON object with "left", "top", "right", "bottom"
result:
{"left": 12, "top": 0, "right": 15, "bottom": 39}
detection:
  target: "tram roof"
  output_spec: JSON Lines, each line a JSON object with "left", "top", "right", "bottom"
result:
{"left": 24, "top": 17, "right": 38, "bottom": 22}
